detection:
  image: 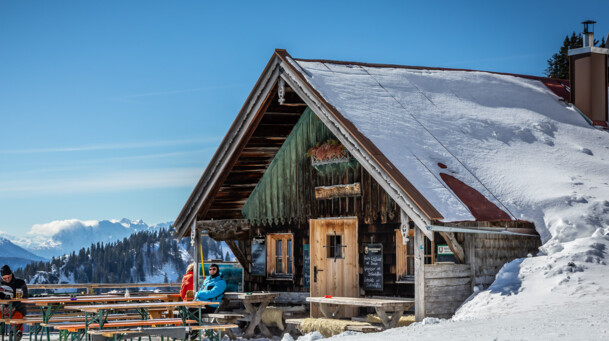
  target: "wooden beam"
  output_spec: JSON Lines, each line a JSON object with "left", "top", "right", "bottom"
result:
{"left": 197, "top": 219, "right": 250, "bottom": 241}
{"left": 438, "top": 231, "right": 465, "bottom": 264}
{"left": 225, "top": 240, "right": 250, "bottom": 274}
{"left": 193, "top": 219, "right": 200, "bottom": 293}
{"left": 414, "top": 226, "right": 425, "bottom": 322}
{"left": 314, "top": 183, "right": 361, "bottom": 200}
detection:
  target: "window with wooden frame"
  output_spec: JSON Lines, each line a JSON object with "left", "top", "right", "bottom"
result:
{"left": 395, "top": 229, "right": 435, "bottom": 282}
{"left": 266, "top": 233, "right": 294, "bottom": 278}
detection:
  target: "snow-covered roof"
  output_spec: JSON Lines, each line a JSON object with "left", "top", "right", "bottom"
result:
{"left": 286, "top": 56, "right": 609, "bottom": 244}
{"left": 175, "top": 50, "right": 609, "bottom": 250}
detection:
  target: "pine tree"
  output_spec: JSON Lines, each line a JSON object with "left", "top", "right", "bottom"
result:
{"left": 545, "top": 32, "right": 601, "bottom": 79}
{"left": 545, "top": 33, "right": 582, "bottom": 79}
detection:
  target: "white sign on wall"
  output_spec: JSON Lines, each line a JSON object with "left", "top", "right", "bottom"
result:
{"left": 437, "top": 245, "right": 454, "bottom": 255}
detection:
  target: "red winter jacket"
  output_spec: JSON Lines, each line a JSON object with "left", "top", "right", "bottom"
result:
{"left": 180, "top": 271, "right": 194, "bottom": 301}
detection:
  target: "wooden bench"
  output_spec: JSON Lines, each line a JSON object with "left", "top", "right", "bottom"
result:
{"left": 205, "top": 312, "right": 243, "bottom": 324}
{"left": 44, "top": 318, "right": 198, "bottom": 333}
{"left": 7, "top": 314, "right": 143, "bottom": 341}
{"left": 8, "top": 314, "right": 141, "bottom": 325}
{"left": 203, "top": 313, "right": 243, "bottom": 339}
{"left": 87, "top": 324, "right": 238, "bottom": 341}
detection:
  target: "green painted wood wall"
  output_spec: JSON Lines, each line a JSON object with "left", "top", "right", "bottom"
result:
{"left": 242, "top": 107, "right": 399, "bottom": 226}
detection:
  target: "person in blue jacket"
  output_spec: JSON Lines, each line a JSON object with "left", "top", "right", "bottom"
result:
{"left": 194, "top": 263, "right": 227, "bottom": 313}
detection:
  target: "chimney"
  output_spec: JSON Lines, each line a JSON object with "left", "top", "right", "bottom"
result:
{"left": 568, "top": 20, "right": 609, "bottom": 125}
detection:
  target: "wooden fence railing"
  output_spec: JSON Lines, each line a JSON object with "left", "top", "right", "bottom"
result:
{"left": 28, "top": 283, "right": 180, "bottom": 294}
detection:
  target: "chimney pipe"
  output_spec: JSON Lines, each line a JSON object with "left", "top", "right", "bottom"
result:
{"left": 568, "top": 21, "right": 609, "bottom": 126}
{"left": 582, "top": 20, "right": 595, "bottom": 47}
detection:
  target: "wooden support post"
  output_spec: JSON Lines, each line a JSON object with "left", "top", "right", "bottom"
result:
{"left": 468, "top": 234, "right": 476, "bottom": 291}
{"left": 225, "top": 240, "right": 250, "bottom": 274}
{"left": 414, "top": 226, "right": 425, "bottom": 322}
{"left": 438, "top": 231, "right": 465, "bottom": 264}
{"left": 193, "top": 219, "right": 200, "bottom": 293}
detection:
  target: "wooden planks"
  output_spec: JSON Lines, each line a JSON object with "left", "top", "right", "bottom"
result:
{"left": 197, "top": 219, "right": 250, "bottom": 241}
{"left": 309, "top": 218, "right": 359, "bottom": 318}
{"left": 466, "top": 233, "right": 540, "bottom": 290}
{"left": 423, "top": 263, "right": 472, "bottom": 318}
{"left": 314, "top": 183, "right": 361, "bottom": 200}
{"left": 414, "top": 226, "right": 425, "bottom": 322}
{"left": 64, "top": 301, "right": 214, "bottom": 313}
{"left": 47, "top": 319, "right": 197, "bottom": 332}
{"left": 21, "top": 295, "right": 167, "bottom": 306}
{"left": 306, "top": 296, "right": 413, "bottom": 309}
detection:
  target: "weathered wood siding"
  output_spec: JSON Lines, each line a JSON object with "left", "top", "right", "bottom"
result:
{"left": 241, "top": 108, "right": 398, "bottom": 226}
{"left": 464, "top": 233, "right": 540, "bottom": 289}
{"left": 424, "top": 264, "right": 471, "bottom": 319}
{"left": 241, "top": 108, "right": 401, "bottom": 293}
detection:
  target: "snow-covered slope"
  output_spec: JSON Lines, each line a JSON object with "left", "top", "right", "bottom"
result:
{"left": 289, "top": 60, "right": 609, "bottom": 339}
{"left": 9, "top": 218, "right": 171, "bottom": 259}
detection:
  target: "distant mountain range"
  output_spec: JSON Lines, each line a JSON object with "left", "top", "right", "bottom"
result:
{"left": 2, "top": 219, "right": 172, "bottom": 260}
{"left": 0, "top": 237, "right": 47, "bottom": 270}
{"left": 16, "top": 227, "right": 232, "bottom": 285}
{"left": 1, "top": 219, "right": 234, "bottom": 275}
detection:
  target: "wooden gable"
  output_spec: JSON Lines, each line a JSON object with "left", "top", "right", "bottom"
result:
{"left": 242, "top": 108, "right": 400, "bottom": 227}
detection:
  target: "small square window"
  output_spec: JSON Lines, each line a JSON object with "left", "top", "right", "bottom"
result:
{"left": 326, "top": 235, "right": 344, "bottom": 259}
{"left": 267, "top": 234, "right": 294, "bottom": 278}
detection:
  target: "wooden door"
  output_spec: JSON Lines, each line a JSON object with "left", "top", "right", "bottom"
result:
{"left": 309, "top": 218, "right": 359, "bottom": 317}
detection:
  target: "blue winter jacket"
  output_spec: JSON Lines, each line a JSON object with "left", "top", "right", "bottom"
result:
{"left": 194, "top": 273, "right": 227, "bottom": 307}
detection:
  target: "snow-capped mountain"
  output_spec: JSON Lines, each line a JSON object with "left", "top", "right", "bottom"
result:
{"left": 21, "top": 228, "right": 234, "bottom": 286}
{"left": 0, "top": 237, "right": 47, "bottom": 270}
{"left": 11, "top": 218, "right": 171, "bottom": 259}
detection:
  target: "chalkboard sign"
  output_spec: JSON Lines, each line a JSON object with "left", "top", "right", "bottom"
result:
{"left": 251, "top": 238, "right": 266, "bottom": 276}
{"left": 363, "top": 243, "right": 383, "bottom": 291}
{"left": 303, "top": 244, "right": 310, "bottom": 288}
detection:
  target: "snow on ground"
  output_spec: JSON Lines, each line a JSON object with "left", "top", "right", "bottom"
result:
{"left": 288, "top": 60, "right": 609, "bottom": 339}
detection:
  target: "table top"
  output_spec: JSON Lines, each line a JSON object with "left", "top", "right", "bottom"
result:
{"left": 64, "top": 300, "right": 215, "bottom": 313}
{"left": 224, "top": 292, "right": 279, "bottom": 303}
{"left": 21, "top": 295, "right": 168, "bottom": 306}
{"left": 306, "top": 296, "right": 414, "bottom": 308}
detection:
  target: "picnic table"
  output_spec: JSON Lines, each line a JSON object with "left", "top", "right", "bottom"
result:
{"left": 220, "top": 292, "right": 279, "bottom": 338}
{"left": 63, "top": 301, "right": 218, "bottom": 341}
{"left": 19, "top": 295, "right": 168, "bottom": 341}
{"left": 21, "top": 295, "right": 168, "bottom": 321}
{"left": 306, "top": 296, "right": 414, "bottom": 329}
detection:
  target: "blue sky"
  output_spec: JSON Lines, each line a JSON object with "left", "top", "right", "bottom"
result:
{"left": 1, "top": 0, "right": 608, "bottom": 237}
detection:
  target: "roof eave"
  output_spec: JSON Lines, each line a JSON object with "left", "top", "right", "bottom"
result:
{"left": 173, "top": 53, "right": 283, "bottom": 239}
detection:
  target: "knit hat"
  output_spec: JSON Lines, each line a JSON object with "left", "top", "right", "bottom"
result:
{"left": 1, "top": 265, "right": 12, "bottom": 276}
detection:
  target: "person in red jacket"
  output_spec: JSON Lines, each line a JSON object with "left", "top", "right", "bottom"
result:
{"left": 180, "top": 263, "right": 195, "bottom": 301}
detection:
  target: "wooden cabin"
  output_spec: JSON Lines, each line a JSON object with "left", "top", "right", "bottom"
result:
{"left": 173, "top": 50, "right": 551, "bottom": 320}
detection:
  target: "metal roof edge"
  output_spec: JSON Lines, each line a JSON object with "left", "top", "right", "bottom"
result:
{"left": 427, "top": 225, "right": 538, "bottom": 237}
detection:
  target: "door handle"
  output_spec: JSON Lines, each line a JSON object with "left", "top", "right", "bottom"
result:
{"left": 314, "top": 266, "right": 324, "bottom": 283}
